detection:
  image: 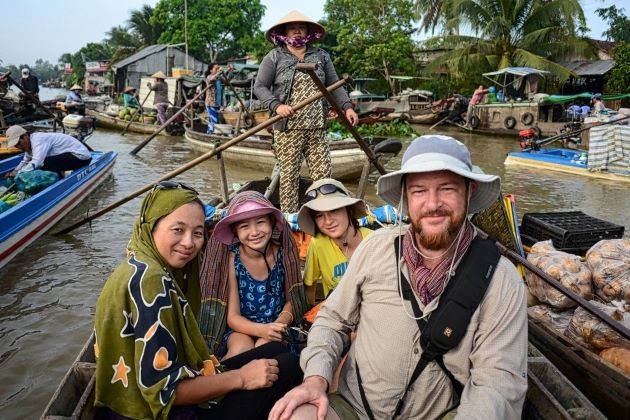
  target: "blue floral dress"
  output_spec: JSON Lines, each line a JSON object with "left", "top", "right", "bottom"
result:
{"left": 220, "top": 244, "right": 286, "bottom": 355}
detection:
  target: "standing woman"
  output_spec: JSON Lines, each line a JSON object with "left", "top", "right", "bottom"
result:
{"left": 297, "top": 178, "right": 372, "bottom": 306}
{"left": 94, "top": 183, "right": 302, "bottom": 419}
{"left": 204, "top": 63, "right": 223, "bottom": 134}
{"left": 254, "top": 10, "right": 358, "bottom": 213}
{"left": 148, "top": 71, "right": 169, "bottom": 125}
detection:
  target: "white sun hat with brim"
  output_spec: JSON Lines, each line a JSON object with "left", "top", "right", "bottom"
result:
{"left": 297, "top": 178, "right": 367, "bottom": 236}
{"left": 376, "top": 135, "right": 501, "bottom": 215}
{"left": 6, "top": 125, "right": 27, "bottom": 148}
{"left": 265, "top": 10, "right": 325, "bottom": 44}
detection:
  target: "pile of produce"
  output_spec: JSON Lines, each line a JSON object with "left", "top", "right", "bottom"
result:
{"left": 15, "top": 170, "right": 59, "bottom": 194}
{"left": 0, "top": 190, "right": 28, "bottom": 214}
{"left": 117, "top": 108, "right": 157, "bottom": 123}
{"left": 526, "top": 238, "right": 630, "bottom": 375}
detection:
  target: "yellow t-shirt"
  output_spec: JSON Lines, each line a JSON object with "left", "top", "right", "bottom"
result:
{"left": 303, "top": 227, "right": 373, "bottom": 297}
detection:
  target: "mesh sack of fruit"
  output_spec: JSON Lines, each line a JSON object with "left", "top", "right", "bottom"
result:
{"left": 15, "top": 170, "right": 60, "bottom": 194}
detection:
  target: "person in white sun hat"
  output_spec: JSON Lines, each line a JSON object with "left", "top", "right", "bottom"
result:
{"left": 270, "top": 135, "right": 527, "bottom": 420}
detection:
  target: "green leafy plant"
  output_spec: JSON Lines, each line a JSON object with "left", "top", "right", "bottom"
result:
{"left": 328, "top": 119, "right": 421, "bottom": 139}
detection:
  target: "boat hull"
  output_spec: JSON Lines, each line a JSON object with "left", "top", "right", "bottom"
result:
{"left": 505, "top": 148, "right": 630, "bottom": 182}
{"left": 0, "top": 151, "right": 117, "bottom": 269}
{"left": 86, "top": 109, "right": 176, "bottom": 136}
{"left": 183, "top": 127, "right": 371, "bottom": 181}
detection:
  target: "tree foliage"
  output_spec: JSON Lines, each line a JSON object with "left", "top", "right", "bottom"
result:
{"left": 152, "top": 0, "right": 265, "bottom": 62}
{"left": 129, "top": 4, "right": 163, "bottom": 46}
{"left": 596, "top": 6, "right": 630, "bottom": 43}
{"left": 606, "top": 43, "right": 630, "bottom": 93}
{"left": 323, "top": 0, "right": 418, "bottom": 94}
{"left": 420, "top": 0, "right": 592, "bottom": 81}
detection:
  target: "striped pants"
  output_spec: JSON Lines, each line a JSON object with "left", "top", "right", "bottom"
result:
{"left": 273, "top": 128, "right": 331, "bottom": 212}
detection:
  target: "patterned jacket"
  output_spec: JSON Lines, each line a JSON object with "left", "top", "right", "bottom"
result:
{"left": 254, "top": 46, "right": 352, "bottom": 131}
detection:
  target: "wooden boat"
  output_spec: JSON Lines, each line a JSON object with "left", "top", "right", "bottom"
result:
{"left": 86, "top": 109, "right": 178, "bottom": 136}
{"left": 506, "top": 122, "right": 630, "bottom": 182}
{"left": 0, "top": 150, "right": 117, "bottom": 269}
{"left": 505, "top": 147, "right": 630, "bottom": 182}
{"left": 183, "top": 125, "right": 400, "bottom": 181}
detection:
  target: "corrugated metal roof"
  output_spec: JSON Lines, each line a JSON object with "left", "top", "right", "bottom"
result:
{"left": 111, "top": 45, "right": 181, "bottom": 69}
{"left": 562, "top": 60, "right": 615, "bottom": 76}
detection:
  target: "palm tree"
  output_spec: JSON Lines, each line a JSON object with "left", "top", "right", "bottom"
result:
{"left": 422, "top": 0, "right": 592, "bottom": 80}
{"left": 128, "top": 5, "right": 162, "bottom": 46}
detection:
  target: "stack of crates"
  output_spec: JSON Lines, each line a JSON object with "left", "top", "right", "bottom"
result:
{"left": 520, "top": 211, "right": 625, "bottom": 254}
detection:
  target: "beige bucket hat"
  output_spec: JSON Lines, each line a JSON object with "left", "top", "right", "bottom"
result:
{"left": 151, "top": 71, "right": 166, "bottom": 79}
{"left": 265, "top": 10, "right": 325, "bottom": 43}
{"left": 376, "top": 135, "right": 501, "bottom": 215}
{"left": 297, "top": 178, "right": 367, "bottom": 236}
{"left": 70, "top": 84, "right": 83, "bottom": 91}
{"left": 6, "top": 125, "right": 28, "bottom": 148}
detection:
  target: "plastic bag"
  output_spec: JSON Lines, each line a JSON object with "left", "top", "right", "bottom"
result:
{"left": 525, "top": 240, "right": 593, "bottom": 309}
{"left": 586, "top": 239, "right": 630, "bottom": 305}
{"left": 15, "top": 170, "right": 59, "bottom": 194}
{"left": 527, "top": 304, "right": 574, "bottom": 335}
{"left": 565, "top": 302, "right": 630, "bottom": 351}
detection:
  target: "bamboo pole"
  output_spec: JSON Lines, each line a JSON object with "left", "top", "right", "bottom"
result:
{"left": 56, "top": 77, "right": 351, "bottom": 235}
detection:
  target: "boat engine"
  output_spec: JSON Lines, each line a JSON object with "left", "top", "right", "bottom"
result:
{"left": 518, "top": 127, "right": 541, "bottom": 150}
{"left": 559, "top": 121, "right": 582, "bottom": 147}
{"left": 62, "top": 114, "right": 96, "bottom": 142}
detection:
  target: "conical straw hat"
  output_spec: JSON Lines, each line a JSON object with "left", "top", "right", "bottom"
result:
{"left": 265, "top": 10, "right": 325, "bottom": 43}
{"left": 124, "top": 86, "right": 136, "bottom": 93}
{"left": 70, "top": 84, "right": 83, "bottom": 90}
{"left": 151, "top": 71, "right": 166, "bottom": 79}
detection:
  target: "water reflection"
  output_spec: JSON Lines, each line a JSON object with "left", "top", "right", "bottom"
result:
{"left": 0, "top": 122, "right": 628, "bottom": 417}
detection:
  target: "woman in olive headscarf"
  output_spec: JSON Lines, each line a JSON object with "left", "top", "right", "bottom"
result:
{"left": 94, "top": 182, "right": 302, "bottom": 419}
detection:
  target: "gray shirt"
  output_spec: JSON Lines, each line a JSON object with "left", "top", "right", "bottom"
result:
{"left": 301, "top": 226, "right": 528, "bottom": 419}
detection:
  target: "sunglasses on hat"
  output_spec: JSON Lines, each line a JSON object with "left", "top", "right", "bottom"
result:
{"left": 304, "top": 183, "right": 347, "bottom": 203}
{"left": 152, "top": 180, "right": 199, "bottom": 195}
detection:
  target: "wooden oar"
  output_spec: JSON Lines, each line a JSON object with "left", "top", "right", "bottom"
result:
{"left": 430, "top": 115, "right": 449, "bottom": 130}
{"left": 6, "top": 73, "right": 64, "bottom": 129}
{"left": 130, "top": 83, "right": 214, "bottom": 155}
{"left": 56, "top": 77, "right": 351, "bottom": 235}
{"left": 300, "top": 64, "right": 387, "bottom": 175}
{"left": 121, "top": 90, "right": 152, "bottom": 136}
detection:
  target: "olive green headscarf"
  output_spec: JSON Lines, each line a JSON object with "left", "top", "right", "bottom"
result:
{"left": 128, "top": 185, "right": 203, "bottom": 316}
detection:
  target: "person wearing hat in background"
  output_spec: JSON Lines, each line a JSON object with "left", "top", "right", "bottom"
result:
{"left": 298, "top": 178, "right": 372, "bottom": 307}
{"left": 254, "top": 10, "right": 359, "bottom": 213}
{"left": 270, "top": 135, "right": 527, "bottom": 420}
{"left": 64, "top": 84, "right": 85, "bottom": 115}
{"left": 94, "top": 183, "right": 302, "bottom": 420}
{"left": 199, "top": 191, "right": 308, "bottom": 361}
{"left": 123, "top": 86, "right": 140, "bottom": 109}
{"left": 20, "top": 67, "right": 39, "bottom": 99}
{"left": 147, "top": 71, "right": 169, "bottom": 125}
{"left": 3, "top": 125, "right": 91, "bottom": 177}
{"left": 592, "top": 93, "right": 606, "bottom": 114}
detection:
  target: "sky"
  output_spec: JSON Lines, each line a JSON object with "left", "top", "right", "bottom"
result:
{"left": 0, "top": 0, "right": 618, "bottom": 67}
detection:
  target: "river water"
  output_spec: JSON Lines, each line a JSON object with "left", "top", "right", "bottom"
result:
{"left": 1, "top": 89, "right": 629, "bottom": 417}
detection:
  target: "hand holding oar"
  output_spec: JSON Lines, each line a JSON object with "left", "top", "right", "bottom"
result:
{"left": 130, "top": 83, "right": 214, "bottom": 155}
{"left": 121, "top": 90, "right": 152, "bottom": 136}
{"left": 56, "top": 77, "right": 351, "bottom": 235}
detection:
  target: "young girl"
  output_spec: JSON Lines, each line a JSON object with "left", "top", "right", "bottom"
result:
{"left": 297, "top": 178, "right": 372, "bottom": 306}
{"left": 203, "top": 191, "right": 308, "bottom": 359}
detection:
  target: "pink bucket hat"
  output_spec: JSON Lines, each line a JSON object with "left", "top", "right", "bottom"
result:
{"left": 213, "top": 191, "right": 285, "bottom": 245}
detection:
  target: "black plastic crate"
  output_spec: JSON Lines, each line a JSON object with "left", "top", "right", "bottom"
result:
{"left": 520, "top": 211, "right": 625, "bottom": 253}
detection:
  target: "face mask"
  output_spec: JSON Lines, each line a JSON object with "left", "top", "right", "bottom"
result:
{"left": 270, "top": 30, "right": 323, "bottom": 47}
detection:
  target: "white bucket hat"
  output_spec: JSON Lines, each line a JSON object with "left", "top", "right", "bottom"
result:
{"left": 297, "top": 178, "right": 367, "bottom": 236}
{"left": 376, "top": 135, "right": 501, "bottom": 214}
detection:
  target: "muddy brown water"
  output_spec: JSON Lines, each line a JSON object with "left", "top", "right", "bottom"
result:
{"left": 1, "top": 104, "right": 628, "bottom": 417}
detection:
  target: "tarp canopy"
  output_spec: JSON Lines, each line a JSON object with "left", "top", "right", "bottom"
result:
{"left": 542, "top": 93, "right": 630, "bottom": 104}
{"left": 482, "top": 67, "right": 550, "bottom": 78}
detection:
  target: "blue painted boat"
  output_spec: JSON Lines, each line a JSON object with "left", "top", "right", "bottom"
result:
{"left": 505, "top": 148, "right": 630, "bottom": 182}
{"left": 0, "top": 151, "right": 117, "bottom": 269}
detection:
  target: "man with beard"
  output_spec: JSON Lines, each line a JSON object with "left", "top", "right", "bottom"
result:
{"left": 270, "top": 135, "right": 527, "bottom": 420}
